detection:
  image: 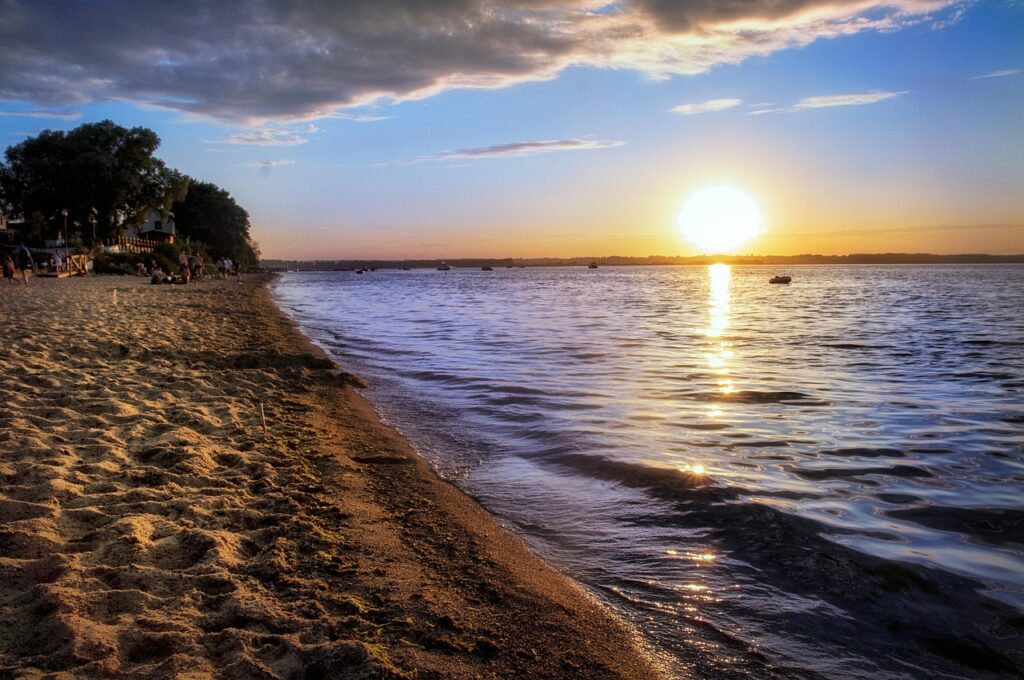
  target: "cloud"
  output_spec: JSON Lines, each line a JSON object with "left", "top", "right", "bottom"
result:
{"left": 213, "top": 124, "right": 319, "bottom": 146}
{"left": 746, "top": 90, "right": 908, "bottom": 115}
{"left": 379, "top": 138, "right": 624, "bottom": 165}
{"left": 440, "top": 138, "right": 624, "bottom": 159}
{"left": 0, "top": 108, "right": 81, "bottom": 121}
{"left": 670, "top": 98, "right": 742, "bottom": 115}
{"left": 243, "top": 159, "right": 296, "bottom": 168}
{"left": 792, "top": 91, "right": 909, "bottom": 110}
{"left": 969, "top": 68, "right": 1020, "bottom": 80}
{"left": 0, "top": 0, "right": 964, "bottom": 124}
{"left": 329, "top": 113, "right": 392, "bottom": 123}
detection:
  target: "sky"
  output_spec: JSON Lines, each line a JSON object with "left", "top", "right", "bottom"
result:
{"left": 0, "top": 0, "right": 1022, "bottom": 259}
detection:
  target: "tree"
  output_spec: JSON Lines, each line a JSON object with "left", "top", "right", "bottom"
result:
{"left": 172, "top": 180, "right": 260, "bottom": 268}
{"left": 0, "top": 120, "right": 188, "bottom": 243}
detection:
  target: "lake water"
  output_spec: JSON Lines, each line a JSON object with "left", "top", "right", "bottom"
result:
{"left": 273, "top": 265, "right": 1024, "bottom": 679}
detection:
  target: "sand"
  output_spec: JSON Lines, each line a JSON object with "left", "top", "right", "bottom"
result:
{"left": 0, "top": 274, "right": 663, "bottom": 679}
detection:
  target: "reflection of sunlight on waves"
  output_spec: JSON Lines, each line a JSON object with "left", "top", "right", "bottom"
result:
{"left": 705, "top": 264, "right": 736, "bottom": 416}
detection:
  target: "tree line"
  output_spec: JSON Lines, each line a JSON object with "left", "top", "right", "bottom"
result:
{"left": 0, "top": 120, "right": 259, "bottom": 268}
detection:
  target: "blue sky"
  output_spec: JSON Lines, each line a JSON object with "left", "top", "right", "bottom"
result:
{"left": 0, "top": 0, "right": 1021, "bottom": 258}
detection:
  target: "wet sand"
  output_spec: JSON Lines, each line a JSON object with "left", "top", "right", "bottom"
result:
{"left": 0, "top": 275, "right": 662, "bottom": 679}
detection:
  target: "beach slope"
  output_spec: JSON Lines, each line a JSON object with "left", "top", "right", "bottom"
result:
{"left": 0, "top": 275, "right": 661, "bottom": 679}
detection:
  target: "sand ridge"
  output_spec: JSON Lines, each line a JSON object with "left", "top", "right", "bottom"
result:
{"left": 0, "top": 275, "right": 663, "bottom": 679}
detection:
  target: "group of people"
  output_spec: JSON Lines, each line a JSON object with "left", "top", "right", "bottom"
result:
{"left": 217, "top": 256, "right": 238, "bottom": 279}
{"left": 145, "top": 250, "right": 241, "bottom": 285}
{"left": 2, "top": 244, "right": 36, "bottom": 285}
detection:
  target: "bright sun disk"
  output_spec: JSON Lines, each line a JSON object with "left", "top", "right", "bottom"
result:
{"left": 678, "top": 186, "right": 763, "bottom": 253}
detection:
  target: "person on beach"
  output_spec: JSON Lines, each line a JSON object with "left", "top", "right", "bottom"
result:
{"left": 194, "top": 253, "right": 204, "bottom": 282}
{"left": 2, "top": 254, "right": 15, "bottom": 284}
{"left": 53, "top": 250, "right": 63, "bottom": 274}
{"left": 15, "top": 244, "right": 33, "bottom": 285}
{"left": 179, "top": 250, "right": 191, "bottom": 285}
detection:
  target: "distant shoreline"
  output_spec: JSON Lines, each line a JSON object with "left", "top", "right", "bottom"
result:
{"left": 263, "top": 253, "right": 1024, "bottom": 270}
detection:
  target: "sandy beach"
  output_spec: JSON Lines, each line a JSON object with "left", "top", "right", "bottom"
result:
{"left": 0, "top": 274, "right": 662, "bottom": 679}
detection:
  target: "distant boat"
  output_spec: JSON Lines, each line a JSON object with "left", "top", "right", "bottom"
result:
{"left": 481, "top": 266, "right": 493, "bottom": 271}
{"left": 436, "top": 262, "right": 452, "bottom": 271}
{"left": 769, "top": 275, "right": 792, "bottom": 284}
{"left": 400, "top": 267, "right": 411, "bottom": 271}
{"left": 588, "top": 262, "right": 599, "bottom": 269}
{"left": 356, "top": 269, "right": 366, "bottom": 274}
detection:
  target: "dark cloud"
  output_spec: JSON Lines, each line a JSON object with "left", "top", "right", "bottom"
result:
{"left": 0, "top": 0, "right": 961, "bottom": 124}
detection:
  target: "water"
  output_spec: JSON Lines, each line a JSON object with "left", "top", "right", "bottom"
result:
{"left": 272, "top": 265, "right": 1024, "bottom": 679}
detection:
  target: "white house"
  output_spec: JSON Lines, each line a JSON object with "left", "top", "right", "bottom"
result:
{"left": 125, "top": 210, "right": 175, "bottom": 242}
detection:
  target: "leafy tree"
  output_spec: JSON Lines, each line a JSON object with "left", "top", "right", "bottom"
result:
{"left": 0, "top": 120, "right": 188, "bottom": 243}
{"left": 172, "top": 180, "right": 260, "bottom": 268}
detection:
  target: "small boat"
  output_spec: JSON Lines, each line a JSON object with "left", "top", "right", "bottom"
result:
{"left": 356, "top": 269, "right": 366, "bottom": 274}
{"left": 400, "top": 267, "right": 411, "bottom": 271}
{"left": 436, "top": 262, "right": 452, "bottom": 271}
{"left": 481, "top": 266, "right": 493, "bottom": 271}
{"left": 588, "top": 262, "right": 599, "bottom": 269}
{"left": 769, "top": 275, "right": 792, "bottom": 284}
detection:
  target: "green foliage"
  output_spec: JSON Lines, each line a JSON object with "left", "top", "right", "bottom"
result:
{"left": 172, "top": 180, "right": 260, "bottom": 269}
{"left": 1, "top": 120, "right": 261, "bottom": 267}
{"left": 91, "top": 252, "right": 133, "bottom": 275}
{"left": 0, "top": 120, "right": 189, "bottom": 243}
{"left": 93, "top": 249, "right": 178, "bottom": 276}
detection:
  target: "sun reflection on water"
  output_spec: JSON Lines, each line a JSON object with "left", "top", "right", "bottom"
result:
{"left": 705, "top": 264, "right": 736, "bottom": 406}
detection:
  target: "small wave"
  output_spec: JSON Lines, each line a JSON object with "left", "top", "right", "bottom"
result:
{"left": 886, "top": 506, "right": 1024, "bottom": 548}
{"left": 708, "top": 390, "right": 826, "bottom": 405}
{"left": 818, "top": 447, "right": 905, "bottom": 458}
{"left": 792, "top": 465, "right": 934, "bottom": 481}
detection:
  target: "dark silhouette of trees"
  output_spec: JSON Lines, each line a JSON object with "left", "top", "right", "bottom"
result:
{"left": 1, "top": 120, "right": 259, "bottom": 267}
{"left": 0, "top": 120, "right": 188, "bottom": 243}
{"left": 172, "top": 180, "right": 260, "bottom": 268}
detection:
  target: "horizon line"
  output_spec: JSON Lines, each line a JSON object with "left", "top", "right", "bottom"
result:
{"left": 261, "top": 252, "right": 1024, "bottom": 263}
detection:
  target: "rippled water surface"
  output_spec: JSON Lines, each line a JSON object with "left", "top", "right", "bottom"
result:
{"left": 274, "top": 265, "right": 1024, "bottom": 679}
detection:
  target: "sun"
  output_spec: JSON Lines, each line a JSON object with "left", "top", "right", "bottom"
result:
{"left": 677, "top": 186, "right": 763, "bottom": 253}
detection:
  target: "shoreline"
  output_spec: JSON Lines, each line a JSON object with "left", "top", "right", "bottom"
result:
{"left": 0, "top": 275, "right": 664, "bottom": 678}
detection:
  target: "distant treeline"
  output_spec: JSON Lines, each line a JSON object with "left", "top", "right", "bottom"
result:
{"left": 263, "top": 253, "right": 1024, "bottom": 270}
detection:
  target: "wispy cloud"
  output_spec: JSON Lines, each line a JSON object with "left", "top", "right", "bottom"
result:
{"left": 440, "top": 139, "right": 624, "bottom": 159}
{"left": 0, "top": 0, "right": 964, "bottom": 124}
{"left": 969, "top": 68, "right": 1020, "bottom": 80}
{"left": 792, "top": 91, "right": 908, "bottom": 110}
{"left": 212, "top": 124, "right": 319, "bottom": 146}
{"left": 749, "top": 90, "right": 909, "bottom": 114}
{"left": 329, "top": 113, "right": 392, "bottom": 123}
{"left": 0, "top": 108, "right": 81, "bottom": 121}
{"left": 745, "top": 91, "right": 913, "bottom": 115}
{"left": 378, "top": 138, "right": 625, "bottom": 166}
{"left": 670, "top": 98, "right": 742, "bottom": 115}
{"left": 243, "top": 159, "right": 296, "bottom": 168}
